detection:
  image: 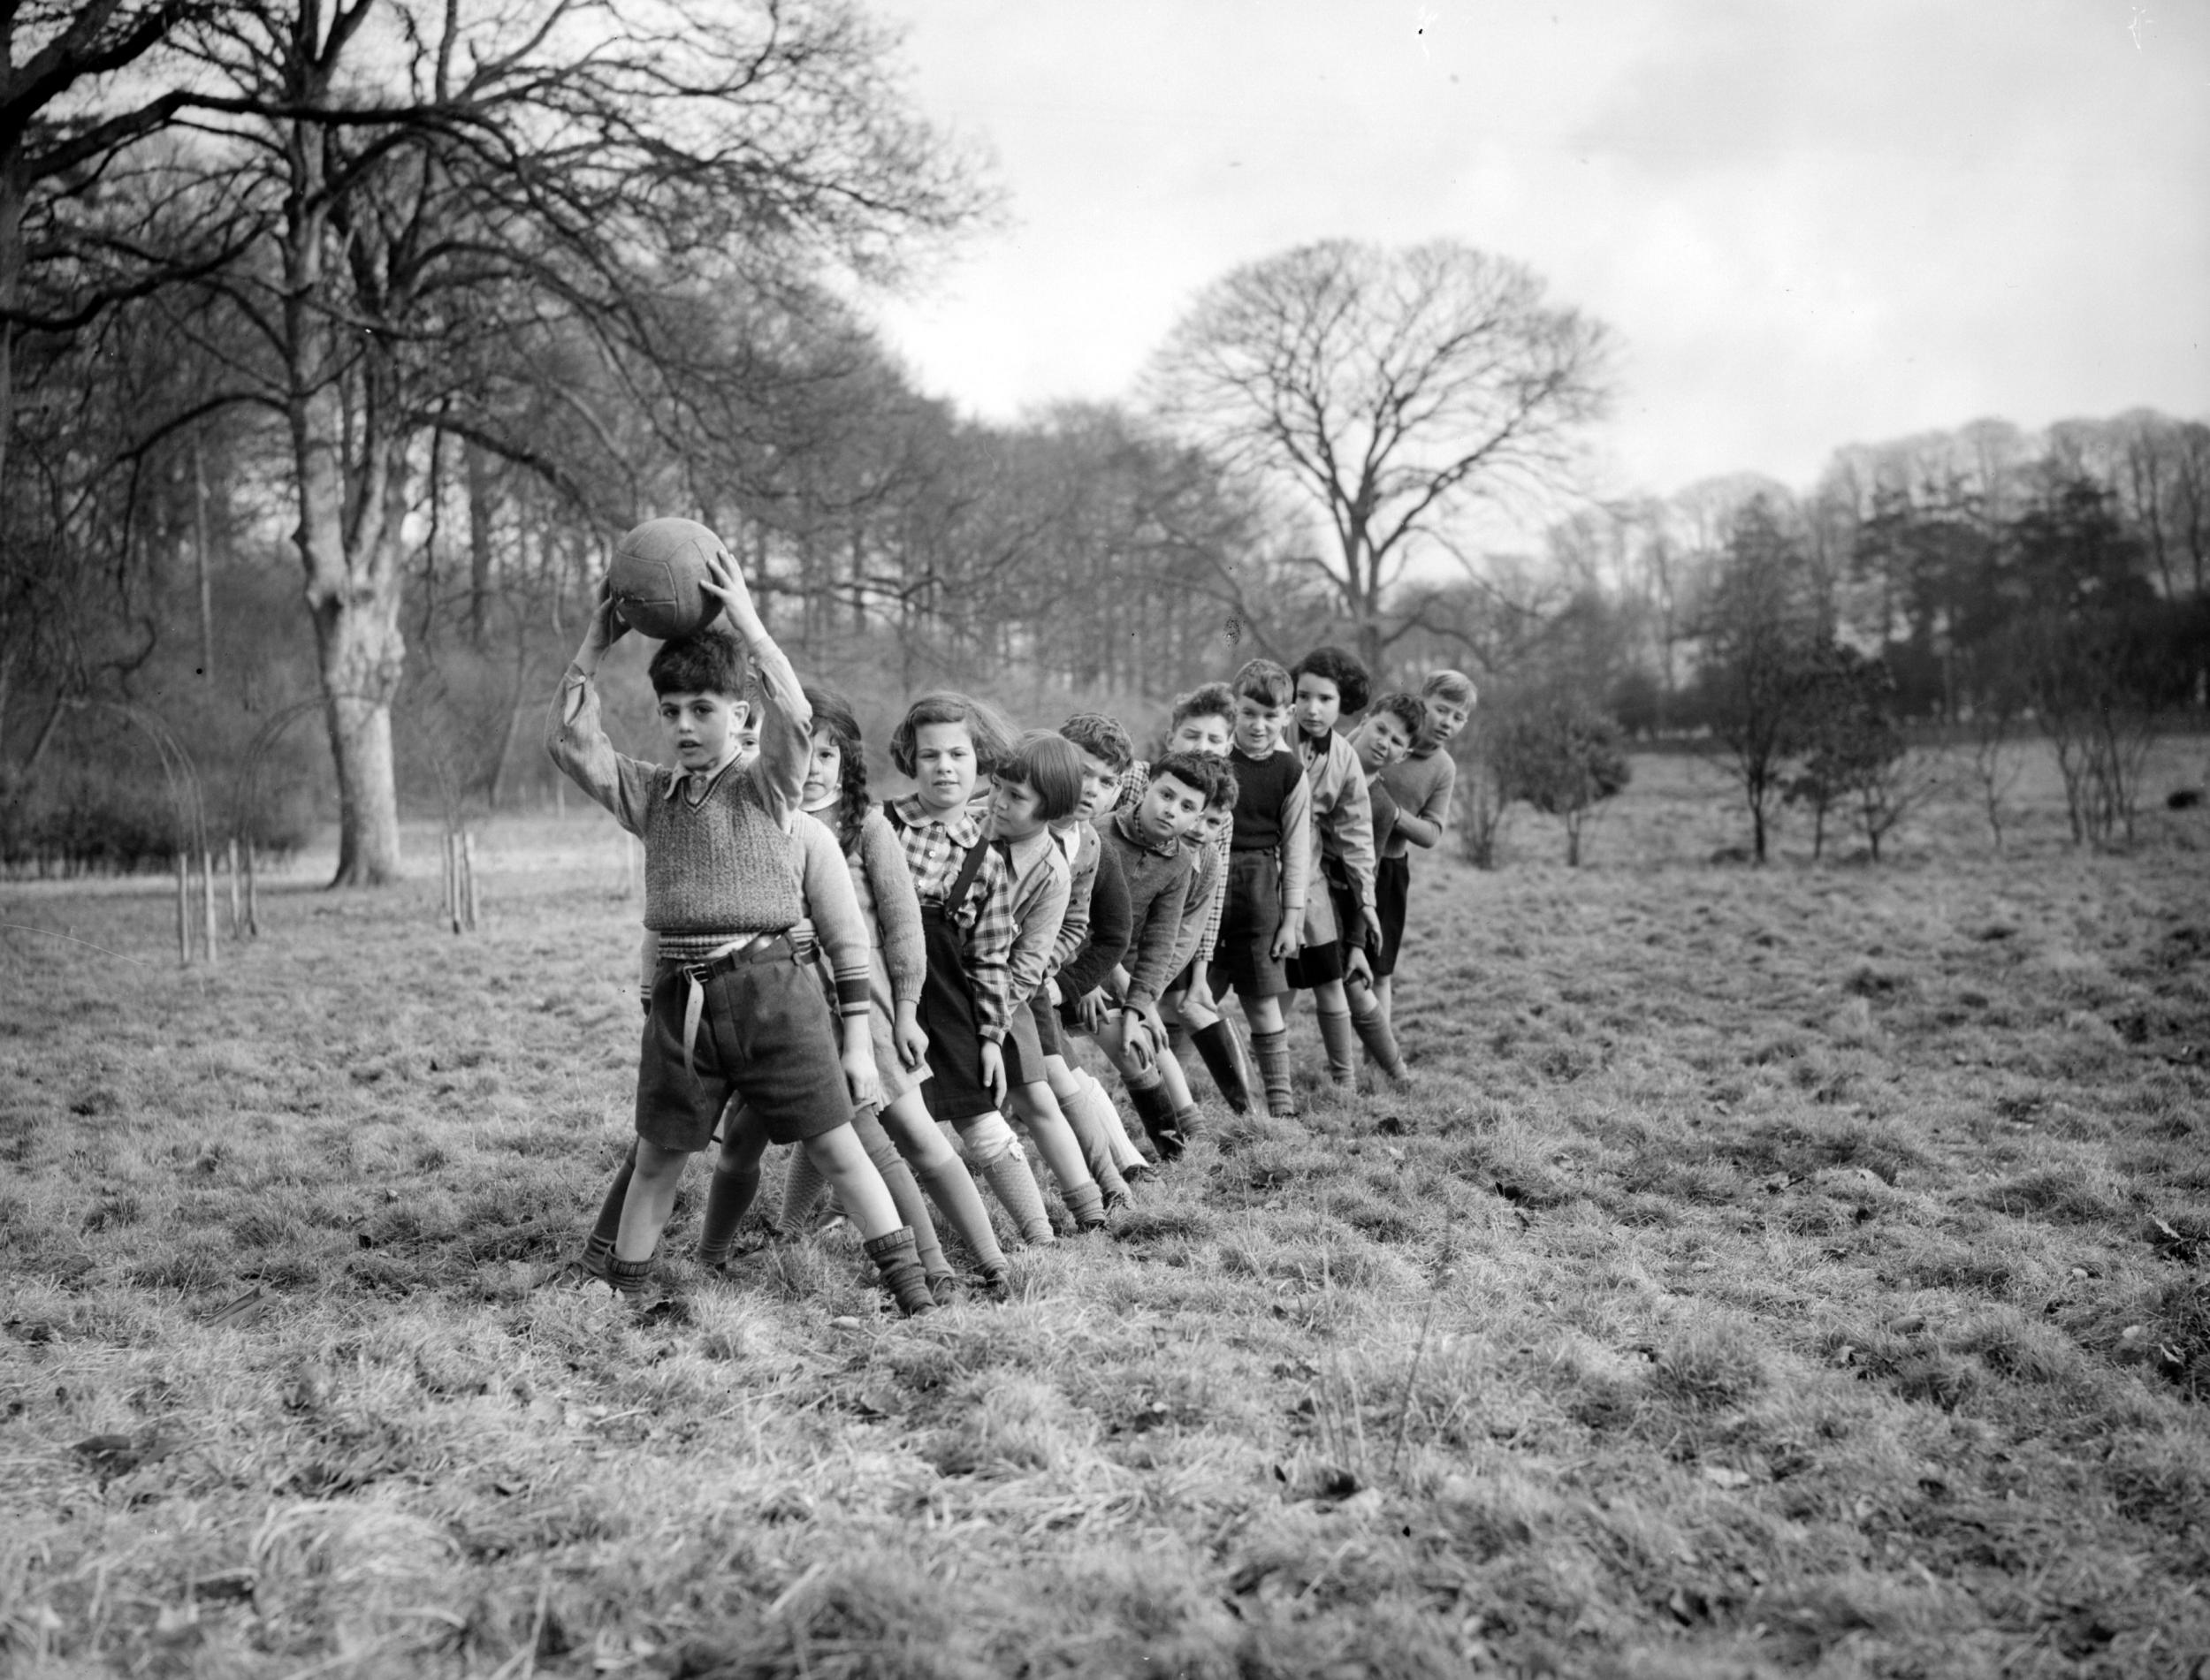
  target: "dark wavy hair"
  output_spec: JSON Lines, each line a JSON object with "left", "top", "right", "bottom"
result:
{"left": 648, "top": 626, "right": 748, "bottom": 698}
{"left": 1290, "top": 645, "right": 1371, "bottom": 716}
{"left": 803, "top": 684, "right": 872, "bottom": 853}
{"left": 1148, "top": 749, "right": 1218, "bottom": 806}
{"left": 1059, "top": 711, "right": 1134, "bottom": 773}
{"left": 1366, "top": 690, "right": 1427, "bottom": 742}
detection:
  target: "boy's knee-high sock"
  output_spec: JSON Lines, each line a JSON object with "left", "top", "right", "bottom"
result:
{"left": 583, "top": 1142, "right": 638, "bottom": 1276}
{"left": 961, "top": 1113, "right": 1055, "bottom": 1244}
{"left": 912, "top": 1153, "right": 1008, "bottom": 1276}
{"left": 1251, "top": 1027, "right": 1296, "bottom": 1118}
{"left": 1315, "top": 1006, "right": 1360, "bottom": 1084}
{"left": 1166, "top": 1022, "right": 1193, "bottom": 1061}
{"left": 1081, "top": 1069, "right": 1151, "bottom": 1173}
{"left": 1062, "top": 1178, "right": 1109, "bottom": 1230}
{"left": 862, "top": 1226, "right": 936, "bottom": 1318}
{"left": 1190, "top": 1021, "right": 1252, "bottom": 1114}
{"left": 1349, "top": 999, "right": 1406, "bottom": 1080}
{"left": 779, "top": 1149, "right": 830, "bottom": 1231}
{"left": 1124, "top": 1069, "right": 1185, "bottom": 1161}
{"left": 694, "top": 1153, "right": 763, "bottom": 1268}
{"left": 852, "top": 1106, "right": 950, "bottom": 1285}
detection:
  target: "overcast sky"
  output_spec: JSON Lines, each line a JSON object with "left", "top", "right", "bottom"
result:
{"left": 871, "top": 0, "right": 2208, "bottom": 545}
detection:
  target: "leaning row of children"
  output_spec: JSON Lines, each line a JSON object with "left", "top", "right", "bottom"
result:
{"left": 545, "top": 542, "right": 1470, "bottom": 1316}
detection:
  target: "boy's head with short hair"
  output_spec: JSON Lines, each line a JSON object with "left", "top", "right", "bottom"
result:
{"left": 1289, "top": 645, "right": 1371, "bottom": 743}
{"left": 1353, "top": 691, "right": 1425, "bottom": 772}
{"left": 1132, "top": 750, "right": 1215, "bottom": 849}
{"left": 1163, "top": 682, "right": 1237, "bottom": 757}
{"left": 1230, "top": 659, "right": 1293, "bottom": 757}
{"left": 1417, "top": 668, "right": 1476, "bottom": 749}
{"left": 992, "top": 729, "right": 1086, "bottom": 839}
{"left": 1196, "top": 756, "right": 1240, "bottom": 844}
{"left": 647, "top": 627, "right": 751, "bottom": 776}
{"left": 1058, "top": 712, "right": 1134, "bottom": 823}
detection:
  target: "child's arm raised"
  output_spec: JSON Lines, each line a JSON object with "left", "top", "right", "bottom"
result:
{"left": 545, "top": 580, "right": 652, "bottom": 832}
{"left": 699, "top": 548, "right": 812, "bottom": 824}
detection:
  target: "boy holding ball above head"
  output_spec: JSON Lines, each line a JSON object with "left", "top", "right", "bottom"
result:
{"left": 545, "top": 532, "right": 935, "bottom": 1317}
{"left": 1210, "top": 658, "right": 1313, "bottom": 1119}
{"left": 1374, "top": 670, "right": 1472, "bottom": 1023}
{"left": 1284, "top": 645, "right": 1399, "bottom": 1085}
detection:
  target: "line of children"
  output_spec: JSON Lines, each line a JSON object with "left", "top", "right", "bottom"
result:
{"left": 547, "top": 538, "right": 1475, "bottom": 1315}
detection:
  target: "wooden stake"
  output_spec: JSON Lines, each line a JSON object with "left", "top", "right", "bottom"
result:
{"left": 225, "top": 839, "right": 241, "bottom": 938}
{"left": 175, "top": 850, "right": 191, "bottom": 966}
{"left": 462, "top": 830, "right": 482, "bottom": 931}
{"left": 445, "top": 831, "right": 461, "bottom": 933}
{"left": 201, "top": 845, "right": 219, "bottom": 966}
{"left": 243, "top": 840, "right": 259, "bottom": 938}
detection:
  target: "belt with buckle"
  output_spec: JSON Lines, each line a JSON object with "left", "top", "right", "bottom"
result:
{"left": 666, "top": 931, "right": 808, "bottom": 1083}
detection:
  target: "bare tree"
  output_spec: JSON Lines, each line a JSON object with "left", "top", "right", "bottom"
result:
{"left": 1143, "top": 239, "right": 1612, "bottom": 675}
{"left": 152, "top": 0, "right": 988, "bottom": 884}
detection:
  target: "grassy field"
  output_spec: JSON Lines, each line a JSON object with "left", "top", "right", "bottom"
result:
{"left": 3, "top": 745, "right": 2206, "bottom": 1678}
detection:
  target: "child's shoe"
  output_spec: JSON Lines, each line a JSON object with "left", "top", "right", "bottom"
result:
{"left": 928, "top": 1272, "right": 962, "bottom": 1309}
{"left": 976, "top": 1264, "right": 1013, "bottom": 1304}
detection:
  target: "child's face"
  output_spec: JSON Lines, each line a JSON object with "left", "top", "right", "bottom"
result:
{"left": 989, "top": 774, "right": 1049, "bottom": 842}
{"left": 1199, "top": 803, "right": 1234, "bottom": 846}
{"left": 911, "top": 720, "right": 979, "bottom": 814}
{"left": 1071, "top": 748, "right": 1122, "bottom": 824}
{"left": 1421, "top": 694, "right": 1471, "bottom": 749}
{"left": 1167, "top": 712, "right": 1231, "bottom": 757}
{"left": 658, "top": 690, "right": 746, "bottom": 775}
{"left": 1293, "top": 673, "right": 1343, "bottom": 741}
{"left": 1232, "top": 696, "right": 1286, "bottom": 756}
{"left": 1135, "top": 772, "right": 1208, "bottom": 849}
{"left": 1353, "top": 711, "right": 1414, "bottom": 773}
{"left": 800, "top": 734, "right": 842, "bottom": 811}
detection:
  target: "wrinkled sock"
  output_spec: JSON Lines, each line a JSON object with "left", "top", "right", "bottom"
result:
{"left": 1252, "top": 1027, "right": 1296, "bottom": 1117}
{"left": 1062, "top": 1179, "right": 1109, "bottom": 1230}
{"left": 862, "top": 1226, "right": 935, "bottom": 1318}
{"left": 1316, "top": 1006, "right": 1360, "bottom": 1084}
{"left": 960, "top": 1112, "right": 1055, "bottom": 1244}
{"left": 1082, "top": 1070, "right": 1151, "bottom": 1172}
{"left": 914, "top": 1154, "right": 1008, "bottom": 1274}
{"left": 583, "top": 1143, "right": 638, "bottom": 1276}
{"left": 694, "top": 1154, "right": 762, "bottom": 1268}
{"left": 779, "top": 1147, "right": 831, "bottom": 1231}
{"left": 853, "top": 1104, "right": 949, "bottom": 1284}
{"left": 607, "top": 1256, "right": 652, "bottom": 1298}
{"left": 1350, "top": 1001, "right": 1406, "bottom": 1079}
{"left": 1190, "top": 1021, "right": 1252, "bottom": 1114}
{"left": 1058, "top": 1080, "right": 1131, "bottom": 1197}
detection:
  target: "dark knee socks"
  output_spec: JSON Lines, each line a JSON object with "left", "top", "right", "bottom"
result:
{"left": 583, "top": 1142, "right": 638, "bottom": 1277}
{"left": 850, "top": 1104, "right": 949, "bottom": 1285}
{"left": 694, "top": 1152, "right": 763, "bottom": 1268}
{"left": 863, "top": 1226, "right": 935, "bottom": 1317}
{"left": 1349, "top": 998, "right": 1405, "bottom": 1079}
{"left": 1315, "top": 1005, "right": 1360, "bottom": 1084}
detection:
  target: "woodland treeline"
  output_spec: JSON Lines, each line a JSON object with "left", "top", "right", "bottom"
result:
{"left": 2, "top": 1, "right": 2203, "bottom": 878}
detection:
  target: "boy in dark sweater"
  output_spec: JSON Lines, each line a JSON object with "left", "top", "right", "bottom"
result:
{"left": 1208, "top": 658, "right": 1313, "bottom": 1118}
{"left": 546, "top": 541, "right": 934, "bottom": 1316}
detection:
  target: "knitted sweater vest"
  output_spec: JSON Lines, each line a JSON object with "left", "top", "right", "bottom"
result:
{"left": 639, "top": 768, "right": 802, "bottom": 934}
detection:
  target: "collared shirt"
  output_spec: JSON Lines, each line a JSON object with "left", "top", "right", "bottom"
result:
{"left": 888, "top": 794, "right": 1019, "bottom": 1042}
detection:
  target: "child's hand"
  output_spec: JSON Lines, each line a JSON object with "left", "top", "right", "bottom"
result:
{"left": 1270, "top": 922, "right": 1303, "bottom": 962}
{"left": 1345, "top": 946, "right": 1374, "bottom": 988}
{"left": 1118, "top": 1011, "right": 1155, "bottom": 1070}
{"left": 979, "top": 1039, "right": 1007, "bottom": 1106}
{"left": 1046, "top": 977, "right": 1062, "bottom": 1007}
{"left": 1076, "top": 987, "right": 1110, "bottom": 1031}
{"left": 698, "top": 544, "right": 758, "bottom": 630}
{"left": 894, "top": 1010, "right": 929, "bottom": 1071}
{"left": 842, "top": 1041, "right": 880, "bottom": 1109}
{"left": 586, "top": 577, "right": 629, "bottom": 652}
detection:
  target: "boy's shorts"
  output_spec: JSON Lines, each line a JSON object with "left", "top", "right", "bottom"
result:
{"left": 1209, "top": 849, "right": 1288, "bottom": 1000}
{"left": 636, "top": 946, "right": 853, "bottom": 1152}
{"left": 1374, "top": 855, "right": 1411, "bottom": 978}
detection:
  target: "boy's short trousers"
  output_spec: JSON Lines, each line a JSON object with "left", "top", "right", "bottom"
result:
{"left": 1374, "top": 854, "right": 1411, "bottom": 979}
{"left": 1164, "top": 956, "right": 1200, "bottom": 999}
{"left": 636, "top": 950, "right": 853, "bottom": 1152}
{"left": 1001, "top": 991, "right": 1048, "bottom": 1085}
{"left": 1210, "top": 849, "right": 1288, "bottom": 1000}
{"left": 1288, "top": 854, "right": 1363, "bottom": 991}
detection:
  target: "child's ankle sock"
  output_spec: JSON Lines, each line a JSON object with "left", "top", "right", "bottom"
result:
{"left": 1189, "top": 1021, "right": 1252, "bottom": 1114}
{"left": 1062, "top": 1179, "right": 1109, "bottom": 1231}
{"left": 694, "top": 1158, "right": 762, "bottom": 1268}
{"left": 607, "top": 1256, "right": 652, "bottom": 1298}
{"left": 862, "top": 1226, "right": 935, "bottom": 1318}
{"left": 1349, "top": 1001, "right": 1406, "bottom": 1079}
{"left": 915, "top": 1155, "right": 1009, "bottom": 1274}
{"left": 1251, "top": 1027, "right": 1296, "bottom": 1117}
{"left": 1315, "top": 1006, "right": 1360, "bottom": 1084}
{"left": 880, "top": 1155, "right": 949, "bottom": 1281}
